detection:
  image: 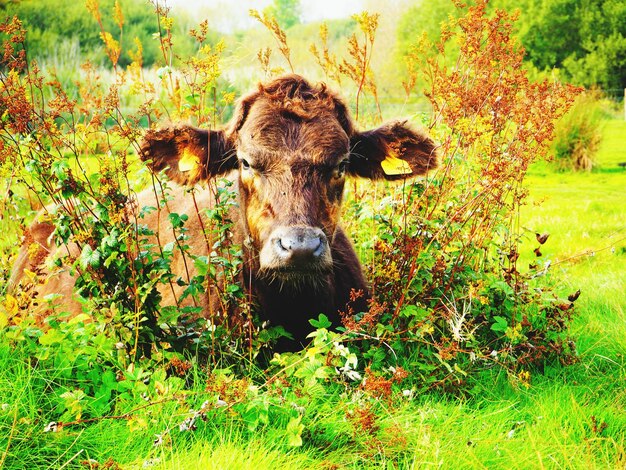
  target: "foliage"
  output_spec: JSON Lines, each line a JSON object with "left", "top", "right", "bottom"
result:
{"left": 263, "top": 0, "right": 302, "bottom": 30}
{"left": 0, "top": 0, "right": 216, "bottom": 68}
{"left": 551, "top": 90, "right": 606, "bottom": 171}
{"left": 0, "top": 5, "right": 245, "bottom": 366}
{"left": 396, "top": 0, "right": 459, "bottom": 64}
{"left": 396, "top": 0, "right": 626, "bottom": 91}
{"left": 0, "top": 2, "right": 589, "bottom": 467}
{"left": 521, "top": 0, "right": 626, "bottom": 89}
{"left": 337, "top": 0, "right": 579, "bottom": 392}
{"left": 2, "top": 161, "right": 626, "bottom": 467}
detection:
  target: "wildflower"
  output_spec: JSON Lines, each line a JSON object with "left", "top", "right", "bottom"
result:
{"left": 44, "top": 421, "right": 60, "bottom": 432}
{"left": 333, "top": 341, "right": 350, "bottom": 356}
{"left": 179, "top": 415, "right": 197, "bottom": 432}
{"left": 517, "top": 370, "right": 531, "bottom": 389}
{"left": 216, "top": 398, "right": 227, "bottom": 408}
{"left": 143, "top": 458, "right": 161, "bottom": 468}
{"left": 337, "top": 365, "right": 362, "bottom": 382}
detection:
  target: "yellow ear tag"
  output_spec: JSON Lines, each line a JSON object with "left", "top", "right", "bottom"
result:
{"left": 381, "top": 154, "right": 413, "bottom": 176}
{"left": 178, "top": 149, "right": 200, "bottom": 172}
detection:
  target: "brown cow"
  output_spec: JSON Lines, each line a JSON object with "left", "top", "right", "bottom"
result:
{"left": 10, "top": 74, "right": 437, "bottom": 351}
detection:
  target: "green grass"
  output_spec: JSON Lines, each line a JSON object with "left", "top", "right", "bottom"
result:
{"left": 594, "top": 119, "right": 626, "bottom": 168}
{"left": 1, "top": 119, "right": 626, "bottom": 469}
{"left": 522, "top": 120, "right": 626, "bottom": 361}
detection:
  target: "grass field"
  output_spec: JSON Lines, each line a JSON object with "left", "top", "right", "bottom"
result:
{"left": 1, "top": 120, "right": 625, "bottom": 469}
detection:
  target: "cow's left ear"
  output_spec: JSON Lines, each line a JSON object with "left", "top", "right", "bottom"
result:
{"left": 348, "top": 121, "right": 438, "bottom": 180}
{"left": 139, "top": 125, "right": 237, "bottom": 185}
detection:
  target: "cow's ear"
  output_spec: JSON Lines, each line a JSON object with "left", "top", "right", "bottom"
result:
{"left": 139, "top": 125, "right": 237, "bottom": 185}
{"left": 348, "top": 121, "right": 438, "bottom": 180}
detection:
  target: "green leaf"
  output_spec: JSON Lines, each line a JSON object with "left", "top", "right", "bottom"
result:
{"left": 168, "top": 212, "right": 188, "bottom": 228}
{"left": 79, "top": 245, "right": 101, "bottom": 269}
{"left": 399, "top": 304, "right": 418, "bottom": 318}
{"left": 194, "top": 256, "right": 209, "bottom": 276}
{"left": 309, "top": 313, "right": 331, "bottom": 329}
{"left": 491, "top": 315, "right": 509, "bottom": 332}
{"left": 243, "top": 402, "right": 269, "bottom": 432}
{"left": 38, "top": 329, "right": 65, "bottom": 346}
{"left": 103, "top": 251, "right": 119, "bottom": 268}
{"left": 226, "top": 284, "right": 242, "bottom": 294}
{"left": 51, "top": 159, "right": 69, "bottom": 181}
{"left": 286, "top": 416, "right": 304, "bottom": 447}
{"left": 185, "top": 94, "right": 199, "bottom": 105}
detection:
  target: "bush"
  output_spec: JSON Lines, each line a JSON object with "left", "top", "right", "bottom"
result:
{"left": 336, "top": 0, "right": 580, "bottom": 391}
{"left": 551, "top": 90, "right": 606, "bottom": 171}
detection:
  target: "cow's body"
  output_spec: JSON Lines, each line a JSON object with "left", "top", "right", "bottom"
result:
{"left": 10, "top": 75, "right": 437, "bottom": 351}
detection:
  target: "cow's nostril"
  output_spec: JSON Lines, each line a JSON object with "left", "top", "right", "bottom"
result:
{"left": 276, "top": 237, "right": 290, "bottom": 253}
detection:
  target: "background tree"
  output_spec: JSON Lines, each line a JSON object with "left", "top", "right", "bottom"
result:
{"left": 264, "top": 0, "right": 301, "bottom": 29}
{"left": 519, "top": 0, "right": 626, "bottom": 88}
{"left": 0, "top": 0, "right": 215, "bottom": 68}
{"left": 396, "top": 0, "right": 626, "bottom": 90}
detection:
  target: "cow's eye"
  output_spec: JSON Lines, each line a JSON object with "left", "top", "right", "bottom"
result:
{"left": 240, "top": 158, "right": 251, "bottom": 170}
{"left": 333, "top": 159, "right": 349, "bottom": 179}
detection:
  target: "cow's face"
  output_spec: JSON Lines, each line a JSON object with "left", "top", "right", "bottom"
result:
{"left": 234, "top": 94, "right": 351, "bottom": 282}
{"left": 140, "top": 75, "right": 438, "bottom": 285}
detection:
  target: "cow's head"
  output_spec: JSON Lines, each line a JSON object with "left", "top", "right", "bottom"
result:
{"left": 140, "top": 74, "right": 437, "bottom": 285}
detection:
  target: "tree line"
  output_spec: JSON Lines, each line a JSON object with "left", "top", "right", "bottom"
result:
{"left": 397, "top": 0, "right": 626, "bottom": 91}
{"left": 0, "top": 0, "right": 216, "bottom": 68}
{"left": 2, "top": 0, "right": 624, "bottom": 90}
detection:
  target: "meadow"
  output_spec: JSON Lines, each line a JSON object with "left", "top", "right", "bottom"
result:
{"left": 1, "top": 120, "right": 624, "bottom": 469}
{"left": 1, "top": 2, "right": 626, "bottom": 468}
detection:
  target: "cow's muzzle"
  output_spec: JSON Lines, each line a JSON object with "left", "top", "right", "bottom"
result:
{"left": 259, "top": 225, "right": 332, "bottom": 274}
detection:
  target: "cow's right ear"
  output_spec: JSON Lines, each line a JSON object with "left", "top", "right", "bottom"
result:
{"left": 348, "top": 121, "right": 438, "bottom": 181}
{"left": 139, "top": 125, "right": 237, "bottom": 185}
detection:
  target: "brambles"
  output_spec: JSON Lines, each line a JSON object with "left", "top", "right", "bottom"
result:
{"left": 0, "top": 9, "right": 260, "bottom": 367}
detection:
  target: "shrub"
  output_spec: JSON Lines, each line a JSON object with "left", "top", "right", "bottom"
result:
{"left": 0, "top": 6, "right": 258, "bottom": 370}
{"left": 551, "top": 90, "right": 606, "bottom": 171}
{"left": 338, "top": 0, "right": 580, "bottom": 390}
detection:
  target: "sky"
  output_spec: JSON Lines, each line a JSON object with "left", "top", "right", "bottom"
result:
{"left": 163, "top": 0, "right": 365, "bottom": 31}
